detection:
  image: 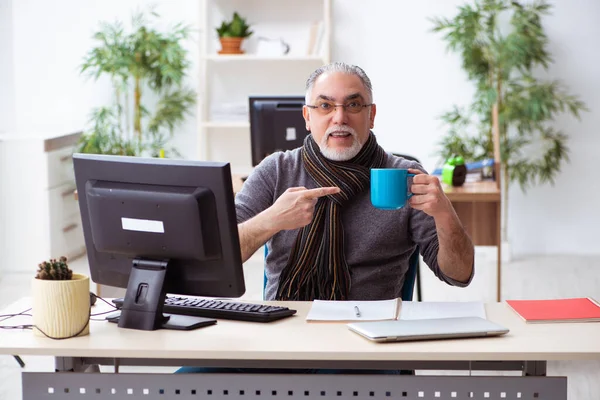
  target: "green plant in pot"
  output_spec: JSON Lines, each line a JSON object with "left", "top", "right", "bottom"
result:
{"left": 78, "top": 10, "right": 196, "bottom": 157}
{"left": 216, "top": 12, "right": 253, "bottom": 54}
{"left": 431, "top": 0, "right": 587, "bottom": 242}
{"left": 32, "top": 256, "right": 90, "bottom": 338}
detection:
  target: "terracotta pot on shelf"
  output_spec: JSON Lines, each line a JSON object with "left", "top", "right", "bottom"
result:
{"left": 218, "top": 37, "right": 244, "bottom": 54}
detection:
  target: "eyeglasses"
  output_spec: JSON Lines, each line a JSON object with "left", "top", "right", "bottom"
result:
{"left": 306, "top": 100, "right": 373, "bottom": 115}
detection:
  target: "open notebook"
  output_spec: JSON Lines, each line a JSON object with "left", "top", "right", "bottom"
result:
{"left": 306, "top": 299, "right": 486, "bottom": 322}
{"left": 306, "top": 299, "right": 400, "bottom": 322}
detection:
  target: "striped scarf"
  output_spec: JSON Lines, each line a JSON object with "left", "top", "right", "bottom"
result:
{"left": 275, "top": 131, "right": 386, "bottom": 301}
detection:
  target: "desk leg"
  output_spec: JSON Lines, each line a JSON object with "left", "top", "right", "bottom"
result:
{"left": 524, "top": 361, "right": 547, "bottom": 377}
{"left": 496, "top": 200, "right": 502, "bottom": 302}
{"left": 453, "top": 200, "right": 502, "bottom": 301}
{"left": 55, "top": 357, "right": 83, "bottom": 372}
{"left": 55, "top": 357, "right": 99, "bottom": 373}
{"left": 13, "top": 355, "right": 25, "bottom": 368}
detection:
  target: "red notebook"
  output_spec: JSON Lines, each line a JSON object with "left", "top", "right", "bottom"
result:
{"left": 506, "top": 298, "right": 600, "bottom": 323}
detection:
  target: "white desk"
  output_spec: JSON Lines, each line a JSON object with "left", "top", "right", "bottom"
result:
{"left": 3, "top": 299, "right": 598, "bottom": 399}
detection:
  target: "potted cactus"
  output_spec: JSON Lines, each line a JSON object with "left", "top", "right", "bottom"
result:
{"left": 216, "top": 12, "right": 253, "bottom": 54}
{"left": 32, "top": 256, "right": 90, "bottom": 338}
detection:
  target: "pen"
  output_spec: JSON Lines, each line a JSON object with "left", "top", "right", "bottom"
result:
{"left": 354, "top": 305, "right": 361, "bottom": 318}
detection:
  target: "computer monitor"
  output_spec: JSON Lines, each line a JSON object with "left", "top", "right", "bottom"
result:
{"left": 73, "top": 153, "right": 245, "bottom": 331}
{"left": 249, "top": 95, "right": 308, "bottom": 166}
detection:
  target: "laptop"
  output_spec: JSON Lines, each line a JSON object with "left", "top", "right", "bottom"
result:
{"left": 347, "top": 317, "right": 509, "bottom": 343}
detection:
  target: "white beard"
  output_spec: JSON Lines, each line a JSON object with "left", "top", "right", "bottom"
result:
{"left": 318, "top": 126, "right": 363, "bottom": 161}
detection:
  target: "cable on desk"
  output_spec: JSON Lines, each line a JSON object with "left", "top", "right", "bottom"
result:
{"left": 0, "top": 308, "right": 32, "bottom": 322}
{"left": 0, "top": 309, "right": 34, "bottom": 330}
{"left": 92, "top": 294, "right": 118, "bottom": 309}
{"left": 0, "top": 307, "right": 86, "bottom": 339}
{"left": 0, "top": 308, "right": 33, "bottom": 329}
{"left": 0, "top": 294, "right": 117, "bottom": 339}
{"left": 89, "top": 294, "right": 119, "bottom": 320}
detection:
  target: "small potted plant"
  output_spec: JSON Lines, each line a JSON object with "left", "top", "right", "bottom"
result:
{"left": 216, "top": 12, "right": 253, "bottom": 54}
{"left": 32, "top": 256, "right": 90, "bottom": 338}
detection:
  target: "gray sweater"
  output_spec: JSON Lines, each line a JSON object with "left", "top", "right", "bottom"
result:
{"left": 235, "top": 148, "right": 470, "bottom": 300}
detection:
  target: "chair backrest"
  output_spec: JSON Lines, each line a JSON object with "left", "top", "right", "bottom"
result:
{"left": 263, "top": 245, "right": 269, "bottom": 300}
{"left": 391, "top": 153, "right": 421, "bottom": 301}
{"left": 263, "top": 246, "right": 419, "bottom": 301}
{"left": 401, "top": 248, "right": 420, "bottom": 301}
{"left": 392, "top": 153, "right": 420, "bottom": 164}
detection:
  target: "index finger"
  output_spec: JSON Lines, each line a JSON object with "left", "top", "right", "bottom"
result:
{"left": 408, "top": 168, "right": 432, "bottom": 184}
{"left": 303, "top": 187, "right": 341, "bottom": 199}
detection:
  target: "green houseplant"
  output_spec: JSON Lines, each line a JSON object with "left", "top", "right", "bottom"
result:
{"left": 32, "top": 257, "right": 90, "bottom": 338}
{"left": 431, "top": 0, "right": 587, "bottom": 242}
{"left": 216, "top": 12, "right": 253, "bottom": 54}
{"left": 78, "top": 10, "right": 196, "bottom": 157}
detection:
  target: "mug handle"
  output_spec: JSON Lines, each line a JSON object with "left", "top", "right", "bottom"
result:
{"left": 407, "top": 173, "right": 416, "bottom": 198}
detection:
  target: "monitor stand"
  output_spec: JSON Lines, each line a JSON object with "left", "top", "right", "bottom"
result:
{"left": 113, "top": 258, "right": 216, "bottom": 331}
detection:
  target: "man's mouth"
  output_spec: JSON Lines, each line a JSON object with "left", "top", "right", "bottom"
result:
{"left": 329, "top": 132, "right": 352, "bottom": 138}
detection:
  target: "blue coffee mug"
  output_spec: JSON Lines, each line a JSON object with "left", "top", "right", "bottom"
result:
{"left": 370, "top": 168, "right": 415, "bottom": 210}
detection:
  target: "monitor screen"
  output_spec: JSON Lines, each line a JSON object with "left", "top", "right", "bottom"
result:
{"left": 249, "top": 95, "right": 308, "bottom": 166}
{"left": 73, "top": 153, "right": 245, "bottom": 331}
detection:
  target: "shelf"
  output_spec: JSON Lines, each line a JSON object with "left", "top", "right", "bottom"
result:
{"left": 205, "top": 54, "right": 325, "bottom": 62}
{"left": 198, "top": 0, "right": 331, "bottom": 161}
{"left": 202, "top": 121, "right": 250, "bottom": 129}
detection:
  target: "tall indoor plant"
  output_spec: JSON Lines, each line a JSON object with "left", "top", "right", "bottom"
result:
{"left": 431, "top": 0, "right": 587, "bottom": 242}
{"left": 79, "top": 10, "right": 196, "bottom": 157}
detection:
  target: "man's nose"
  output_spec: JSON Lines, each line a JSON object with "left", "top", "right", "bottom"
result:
{"left": 331, "top": 105, "right": 349, "bottom": 124}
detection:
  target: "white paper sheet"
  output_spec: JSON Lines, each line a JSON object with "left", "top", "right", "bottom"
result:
{"left": 399, "top": 301, "right": 486, "bottom": 320}
{"left": 306, "top": 299, "right": 399, "bottom": 321}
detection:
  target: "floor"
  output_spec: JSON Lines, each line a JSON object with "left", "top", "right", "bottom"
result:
{"left": 1, "top": 248, "right": 599, "bottom": 399}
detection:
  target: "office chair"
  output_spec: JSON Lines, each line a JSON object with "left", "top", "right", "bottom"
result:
{"left": 400, "top": 248, "right": 420, "bottom": 301}
{"left": 263, "top": 246, "right": 420, "bottom": 301}
{"left": 392, "top": 153, "right": 420, "bottom": 164}
{"left": 392, "top": 152, "right": 423, "bottom": 302}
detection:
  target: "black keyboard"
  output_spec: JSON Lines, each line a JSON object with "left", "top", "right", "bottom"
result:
{"left": 112, "top": 296, "right": 297, "bottom": 323}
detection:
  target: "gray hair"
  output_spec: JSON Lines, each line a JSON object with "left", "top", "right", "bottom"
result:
{"left": 305, "top": 62, "right": 373, "bottom": 104}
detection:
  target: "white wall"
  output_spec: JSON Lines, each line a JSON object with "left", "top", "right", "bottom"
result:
{"left": 333, "top": 0, "right": 600, "bottom": 257}
{"left": 0, "top": 0, "right": 16, "bottom": 132}
{"left": 506, "top": 1, "right": 600, "bottom": 256}
{"left": 2, "top": 0, "right": 598, "bottom": 256}
{"left": 0, "top": 0, "right": 15, "bottom": 277}
{"left": 9, "top": 0, "right": 200, "bottom": 157}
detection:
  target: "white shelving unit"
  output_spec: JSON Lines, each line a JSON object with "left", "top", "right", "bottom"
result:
{"left": 198, "top": 0, "right": 332, "bottom": 175}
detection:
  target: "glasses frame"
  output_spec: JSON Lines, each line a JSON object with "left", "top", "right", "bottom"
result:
{"left": 305, "top": 102, "right": 374, "bottom": 115}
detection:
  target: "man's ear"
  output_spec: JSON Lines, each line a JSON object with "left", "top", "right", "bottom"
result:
{"left": 369, "top": 104, "right": 377, "bottom": 129}
{"left": 302, "top": 105, "right": 311, "bottom": 131}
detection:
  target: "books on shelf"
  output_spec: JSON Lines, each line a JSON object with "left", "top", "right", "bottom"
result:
{"left": 209, "top": 102, "right": 248, "bottom": 122}
{"left": 306, "top": 20, "right": 324, "bottom": 56}
{"left": 506, "top": 297, "right": 600, "bottom": 323}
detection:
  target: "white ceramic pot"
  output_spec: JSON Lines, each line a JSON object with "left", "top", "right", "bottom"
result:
{"left": 32, "top": 273, "right": 90, "bottom": 338}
